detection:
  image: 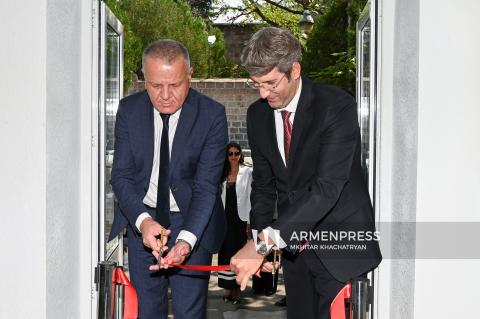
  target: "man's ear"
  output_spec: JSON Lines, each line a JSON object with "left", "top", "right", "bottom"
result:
{"left": 188, "top": 67, "right": 193, "bottom": 80}
{"left": 291, "top": 61, "right": 301, "bottom": 80}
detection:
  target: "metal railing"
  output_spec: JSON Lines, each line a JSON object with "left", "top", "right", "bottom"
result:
{"left": 350, "top": 277, "right": 371, "bottom": 319}
{"left": 96, "top": 261, "right": 125, "bottom": 319}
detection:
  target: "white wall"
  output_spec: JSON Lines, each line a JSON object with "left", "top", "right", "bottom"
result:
{"left": 417, "top": 0, "right": 480, "bottom": 221}
{"left": 376, "top": 0, "right": 420, "bottom": 317}
{"left": 0, "top": 1, "right": 95, "bottom": 318}
{"left": 375, "top": 0, "right": 395, "bottom": 315}
{"left": 46, "top": 0, "right": 83, "bottom": 317}
{"left": 377, "top": 0, "right": 480, "bottom": 318}
{"left": 415, "top": 0, "right": 480, "bottom": 318}
{"left": 0, "top": 1, "right": 47, "bottom": 317}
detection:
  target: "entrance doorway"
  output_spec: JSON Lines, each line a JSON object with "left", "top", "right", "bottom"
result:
{"left": 91, "top": 1, "right": 125, "bottom": 317}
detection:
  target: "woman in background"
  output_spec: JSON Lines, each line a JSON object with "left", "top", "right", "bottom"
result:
{"left": 218, "top": 142, "right": 252, "bottom": 304}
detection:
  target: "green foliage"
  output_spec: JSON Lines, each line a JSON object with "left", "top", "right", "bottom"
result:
{"left": 204, "top": 27, "right": 248, "bottom": 78}
{"left": 218, "top": 61, "right": 249, "bottom": 78}
{"left": 121, "top": 0, "right": 211, "bottom": 77}
{"left": 214, "top": 0, "right": 368, "bottom": 89}
{"left": 104, "top": 0, "right": 231, "bottom": 91}
{"left": 212, "top": 0, "right": 331, "bottom": 38}
{"left": 242, "top": 0, "right": 303, "bottom": 36}
{"left": 104, "top": 0, "right": 143, "bottom": 93}
{"left": 303, "top": 0, "right": 367, "bottom": 94}
{"left": 308, "top": 51, "right": 356, "bottom": 93}
{"left": 104, "top": 0, "right": 369, "bottom": 88}
{"left": 186, "top": 0, "right": 213, "bottom": 19}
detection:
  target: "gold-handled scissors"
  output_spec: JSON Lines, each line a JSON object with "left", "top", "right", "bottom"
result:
{"left": 271, "top": 250, "right": 280, "bottom": 287}
{"left": 157, "top": 228, "right": 164, "bottom": 267}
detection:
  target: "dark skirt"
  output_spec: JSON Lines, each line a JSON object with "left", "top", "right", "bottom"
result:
{"left": 218, "top": 182, "right": 248, "bottom": 289}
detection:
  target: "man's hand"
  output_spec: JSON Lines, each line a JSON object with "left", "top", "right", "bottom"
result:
{"left": 230, "top": 240, "right": 264, "bottom": 291}
{"left": 260, "top": 260, "right": 281, "bottom": 273}
{"left": 149, "top": 240, "right": 191, "bottom": 271}
{"left": 139, "top": 217, "right": 170, "bottom": 251}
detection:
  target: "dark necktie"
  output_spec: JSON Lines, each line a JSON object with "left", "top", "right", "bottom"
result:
{"left": 281, "top": 111, "right": 292, "bottom": 166}
{"left": 156, "top": 113, "right": 171, "bottom": 227}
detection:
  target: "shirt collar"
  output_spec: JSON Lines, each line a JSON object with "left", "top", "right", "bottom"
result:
{"left": 274, "top": 77, "right": 302, "bottom": 114}
{"left": 156, "top": 106, "right": 182, "bottom": 120}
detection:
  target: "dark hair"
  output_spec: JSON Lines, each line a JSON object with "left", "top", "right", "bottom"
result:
{"left": 241, "top": 27, "right": 302, "bottom": 77}
{"left": 222, "top": 142, "right": 244, "bottom": 181}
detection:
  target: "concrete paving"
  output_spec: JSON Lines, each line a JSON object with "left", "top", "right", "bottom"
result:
{"left": 205, "top": 271, "right": 287, "bottom": 319}
{"left": 165, "top": 254, "right": 287, "bottom": 318}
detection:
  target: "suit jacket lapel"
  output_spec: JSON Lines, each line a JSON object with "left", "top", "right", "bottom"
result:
{"left": 264, "top": 103, "right": 285, "bottom": 170}
{"left": 288, "top": 77, "right": 314, "bottom": 170}
{"left": 142, "top": 92, "right": 155, "bottom": 178}
{"left": 170, "top": 89, "right": 197, "bottom": 177}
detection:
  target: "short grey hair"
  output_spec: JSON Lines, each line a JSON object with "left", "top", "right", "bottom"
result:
{"left": 241, "top": 27, "right": 302, "bottom": 77}
{"left": 142, "top": 39, "right": 191, "bottom": 74}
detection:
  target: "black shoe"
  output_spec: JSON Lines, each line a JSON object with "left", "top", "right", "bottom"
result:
{"left": 264, "top": 289, "right": 276, "bottom": 296}
{"left": 252, "top": 288, "right": 264, "bottom": 295}
{"left": 231, "top": 298, "right": 241, "bottom": 305}
{"left": 275, "top": 297, "right": 287, "bottom": 307}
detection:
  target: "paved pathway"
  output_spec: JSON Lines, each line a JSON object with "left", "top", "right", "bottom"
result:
{"left": 164, "top": 254, "right": 287, "bottom": 318}
{"left": 206, "top": 270, "right": 287, "bottom": 319}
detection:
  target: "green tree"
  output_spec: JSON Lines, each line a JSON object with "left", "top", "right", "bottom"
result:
{"left": 105, "top": 0, "right": 143, "bottom": 93}
{"left": 105, "top": 0, "right": 230, "bottom": 91}
{"left": 303, "top": 0, "right": 367, "bottom": 94}
{"left": 186, "top": 0, "right": 213, "bottom": 19}
{"left": 212, "top": 0, "right": 367, "bottom": 91}
{"left": 205, "top": 26, "right": 250, "bottom": 78}
{"left": 212, "top": 0, "right": 330, "bottom": 37}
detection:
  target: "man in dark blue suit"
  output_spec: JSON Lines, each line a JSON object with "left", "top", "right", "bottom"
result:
{"left": 109, "top": 39, "right": 228, "bottom": 319}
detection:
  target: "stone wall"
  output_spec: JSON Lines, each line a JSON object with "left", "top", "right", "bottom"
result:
{"left": 127, "top": 79, "right": 259, "bottom": 149}
{"left": 214, "top": 23, "right": 259, "bottom": 64}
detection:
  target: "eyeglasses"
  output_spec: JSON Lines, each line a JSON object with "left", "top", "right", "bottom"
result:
{"left": 228, "top": 151, "right": 241, "bottom": 157}
{"left": 246, "top": 73, "right": 286, "bottom": 91}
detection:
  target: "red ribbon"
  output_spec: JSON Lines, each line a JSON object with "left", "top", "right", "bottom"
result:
{"left": 113, "top": 267, "right": 138, "bottom": 319}
{"left": 330, "top": 283, "right": 352, "bottom": 319}
{"left": 167, "top": 263, "right": 231, "bottom": 271}
{"left": 109, "top": 264, "right": 230, "bottom": 319}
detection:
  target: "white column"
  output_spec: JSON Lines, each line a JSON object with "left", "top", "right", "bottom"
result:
{"left": 0, "top": 1, "right": 96, "bottom": 318}
{"left": 415, "top": 1, "right": 480, "bottom": 318}
{"left": 0, "top": 1, "right": 47, "bottom": 318}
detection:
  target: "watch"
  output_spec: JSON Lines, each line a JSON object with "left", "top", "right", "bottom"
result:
{"left": 176, "top": 239, "right": 192, "bottom": 255}
{"left": 256, "top": 239, "right": 271, "bottom": 257}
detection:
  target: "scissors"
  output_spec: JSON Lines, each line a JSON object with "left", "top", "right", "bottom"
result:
{"left": 157, "top": 228, "right": 164, "bottom": 267}
{"left": 271, "top": 250, "right": 281, "bottom": 287}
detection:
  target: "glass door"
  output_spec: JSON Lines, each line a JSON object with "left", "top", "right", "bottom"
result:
{"left": 99, "top": 1, "right": 124, "bottom": 264}
{"left": 356, "top": 1, "right": 379, "bottom": 318}
{"left": 357, "top": 0, "right": 377, "bottom": 200}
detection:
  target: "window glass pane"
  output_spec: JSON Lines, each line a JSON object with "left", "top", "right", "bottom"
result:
{"left": 359, "top": 19, "right": 371, "bottom": 183}
{"left": 104, "top": 25, "right": 120, "bottom": 260}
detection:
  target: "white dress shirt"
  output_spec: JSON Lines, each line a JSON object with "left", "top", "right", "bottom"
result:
{"left": 135, "top": 107, "right": 197, "bottom": 248}
{"left": 273, "top": 78, "right": 302, "bottom": 166}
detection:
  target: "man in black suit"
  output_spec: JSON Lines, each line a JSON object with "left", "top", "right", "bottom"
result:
{"left": 230, "top": 27, "right": 382, "bottom": 319}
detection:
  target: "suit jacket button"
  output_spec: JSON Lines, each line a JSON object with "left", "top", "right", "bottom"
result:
{"left": 288, "top": 191, "right": 294, "bottom": 202}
